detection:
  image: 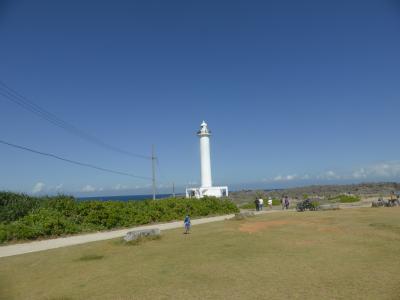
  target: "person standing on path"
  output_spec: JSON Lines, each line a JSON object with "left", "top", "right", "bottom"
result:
{"left": 285, "top": 196, "right": 290, "bottom": 209}
{"left": 268, "top": 197, "right": 273, "bottom": 209}
{"left": 255, "top": 198, "right": 260, "bottom": 211}
{"left": 389, "top": 191, "right": 397, "bottom": 206}
{"left": 184, "top": 215, "right": 191, "bottom": 234}
{"left": 259, "top": 198, "right": 264, "bottom": 211}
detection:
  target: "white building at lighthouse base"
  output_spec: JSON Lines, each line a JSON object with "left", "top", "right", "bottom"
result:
{"left": 186, "top": 186, "right": 228, "bottom": 199}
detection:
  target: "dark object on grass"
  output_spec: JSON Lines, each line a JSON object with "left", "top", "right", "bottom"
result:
{"left": 296, "top": 199, "right": 320, "bottom": 212}
{"left": 388, "top": 199, "right": 400, "bottom": 206}
{"left": 372, "top": 198, "right": 387, "bottom": 207}
{"left": 372, "top": 198, "right": 400, "bottom": 207}
{"left": 124, "top": 228, "right": 161, "bottom": 242}
{"left": 233, "top": 211, "right": 255, "bottom": 220}
{"left": 78, "top": 254, "right": 104, "bottom": 261}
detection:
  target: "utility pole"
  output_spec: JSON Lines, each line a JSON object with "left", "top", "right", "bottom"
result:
{"left": 172, "top": 182, "right": 175, "bottom": 198}
{"left": 152, "top": 144, "right": 156, "bottom": 200}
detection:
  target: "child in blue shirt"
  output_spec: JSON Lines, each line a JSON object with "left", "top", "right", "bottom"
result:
{"left": 184, "top": 215, "right": 191, "bottom": 234}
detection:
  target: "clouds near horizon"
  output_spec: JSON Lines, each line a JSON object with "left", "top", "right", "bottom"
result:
{"left": 32, "top": 182, "right": 45, "bottom": 194}
{"left": 263, "top": 161, "right": 400, "bottom": 185}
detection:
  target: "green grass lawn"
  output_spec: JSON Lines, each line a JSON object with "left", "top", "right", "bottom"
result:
{"left": 1, "top": 208, "right": 400, "bottom": 300}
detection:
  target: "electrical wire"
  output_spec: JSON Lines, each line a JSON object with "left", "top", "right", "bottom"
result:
{"left": 0, "top": 139, "right": 152, "bottom": 180}
{"left": 0, "top": 80, "right": 151, "bottom": 160}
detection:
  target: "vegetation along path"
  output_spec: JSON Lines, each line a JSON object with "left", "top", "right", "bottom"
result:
{"left": 0, "top": 211, "right": 276, "bottom": 258}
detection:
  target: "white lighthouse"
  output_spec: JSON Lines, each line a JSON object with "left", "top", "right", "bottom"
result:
{"left": 186, "top": 121, "right": 228, "bottom": 198}
{"left": 199, "top": 121, "right": 212, "bottom": 188}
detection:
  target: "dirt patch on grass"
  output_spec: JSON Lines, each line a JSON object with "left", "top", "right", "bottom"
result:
{"left": 307, "top": 219, "right": 332, "bottom": 224}
{"left": 318, "top": 227, "right": 342, "bottom": 233}
{"left": 295, "top": 240, "right": 315, "bottom": 246}
{"left": 238, "top": 218, "right": 339, "bottom": 234}
{"left": 239, "top": 220, "right": 301, "bottom": 233}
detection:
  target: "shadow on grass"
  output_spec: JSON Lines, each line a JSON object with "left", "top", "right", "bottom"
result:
{"left": 369, "top": 223, "right": 400, "bottom": 233}
{"left": 76, "top": 254, "right": 104, "bottom": 262}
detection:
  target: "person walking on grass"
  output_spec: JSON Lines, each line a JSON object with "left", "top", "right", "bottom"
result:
{"left": 259, "top": 197, "right": 264, "bottom": 211}
{"left": 268, "top": 197, "right": 273, "bottom": 209}
{"left": 184, "top": 215, "right": 191, "bottom": 234}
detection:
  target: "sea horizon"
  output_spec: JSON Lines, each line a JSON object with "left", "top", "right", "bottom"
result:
{"left": 77, "top": 193, "right": 183, "bottom": 201}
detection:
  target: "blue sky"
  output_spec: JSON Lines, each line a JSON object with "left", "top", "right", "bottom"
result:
{"left": 0, "top": 0, "right": 400, "bottom": 196}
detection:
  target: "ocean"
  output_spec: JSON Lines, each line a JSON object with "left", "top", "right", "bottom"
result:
{"left": 78, "top": 193, "right": 180, "bottom": 201}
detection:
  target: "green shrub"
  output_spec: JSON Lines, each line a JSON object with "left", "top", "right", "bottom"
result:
{"left": 4, "top": 208, "right": 81, "bottom": 241}
{"left": 311, "top": 201, "right": 320, "bottom": 209}
{"left": 272, "top": 199, "right": 281, "bottom": 206}
{"left": 0, "top": 224, "right": 8, "bottom": 243}
{"left": 331, "top": 195, "right": 360, "bottom": 203}
{"left": 40, "top": 195, "right": 76, "bottom": 216}
{"left": 239, "top": 203, "right": 256, "bottom": 209}
{"left": 0, "top": 192, "right": 40, "bottom": 223}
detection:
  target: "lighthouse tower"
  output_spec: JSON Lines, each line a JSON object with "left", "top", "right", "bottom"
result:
{"left": 186, "top": 121, "right": 228, "bottom": 198}
{"left": 198, "top": 121, "right": 212, "bottom": 187}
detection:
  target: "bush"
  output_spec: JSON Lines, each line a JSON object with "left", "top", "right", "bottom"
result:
{"left": 3, "top": 208, "right": 81, "bottom": 241}
{"left": 331, "top": 195, "right": 360, "bottom": 203}
{"left": 2, "top": 222, "right": 41, "bottom": 241}
{"left": 40, "top": 195, "right": 77, "bottom": 216}
{"left": 0, "top": 193, "right": 239, "bottom": 243}
{"left": 272, "top": 199, "right": 281, "bottom": 206}
{"left": 0, "top": 192, "right": 40, "bottom": 223}
{"left": 239, "top": 202, "right": 256, "bottom": 209}
{"left": 311, "top": 201, "right": 320, "bottom": 209}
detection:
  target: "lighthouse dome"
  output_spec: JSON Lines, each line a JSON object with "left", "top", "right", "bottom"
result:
{"left": 197, "top": 120, "right": 211, "bottom": 135}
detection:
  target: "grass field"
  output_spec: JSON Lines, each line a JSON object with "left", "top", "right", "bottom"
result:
{"left": 1, "top": 207, "right": 400, "bottom": 300}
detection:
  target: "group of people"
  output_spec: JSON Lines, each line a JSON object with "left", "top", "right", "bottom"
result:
{"left": 254, "top": 197, "right": 273, "bottom": 211}
{"left": 376, "top": 191, "right": 400, "bottom": 206}
{"left": 255, "top": 195, "right": 290, "bottom": 211}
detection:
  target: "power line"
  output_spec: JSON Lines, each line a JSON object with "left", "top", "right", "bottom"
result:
{"left": 151, "top": 144, "right": 156, "bottom": 200}
{"left": 0, "top": 139, "right": 152, "bottom": 180}
{"left": 0, "top": 80, "right": 151, "bottom": 160}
